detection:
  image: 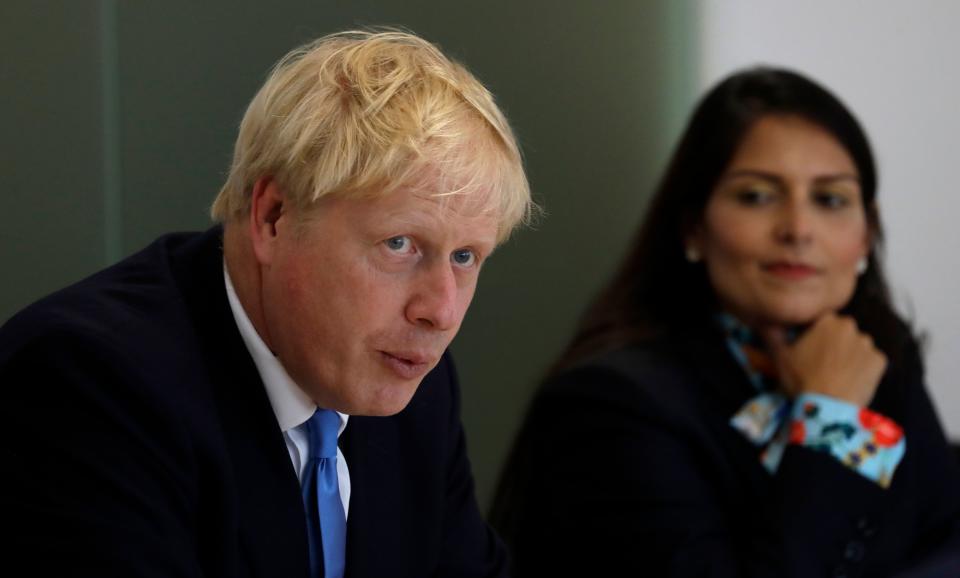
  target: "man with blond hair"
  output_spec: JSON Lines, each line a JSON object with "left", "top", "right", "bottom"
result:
{"left": 1, "top": 30, "right": 531, "bottom": 577}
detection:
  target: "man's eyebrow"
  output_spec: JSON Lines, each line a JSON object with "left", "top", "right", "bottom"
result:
{"left": 376, "top": 210, "right": 443, "bottom": 230}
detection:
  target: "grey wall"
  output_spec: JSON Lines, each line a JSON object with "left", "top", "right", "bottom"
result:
{"left": 1, "top": 0, "right": 696, "bottom": 511}
{"left": 1, "top": 1, "right": 109, "bottom": 317}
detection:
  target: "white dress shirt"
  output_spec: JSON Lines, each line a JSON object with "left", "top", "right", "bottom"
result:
{"left": 223, "top": 265, "right": 351, "bottom": 517}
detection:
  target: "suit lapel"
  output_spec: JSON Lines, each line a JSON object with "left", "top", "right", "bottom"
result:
{"left": 672, "top": 325, "right": 759, "bottom": 417}
{"left": 170, "top": 228, "right": 310, "bottom": 577}
{"left": 338, "top": 370, "right": 447, "bottom": 577}
{"left": 672, "top": 325, "right": 784, "bottom": 493}
{"left": 339, "top": 413, "right": 408, "bottom": 577}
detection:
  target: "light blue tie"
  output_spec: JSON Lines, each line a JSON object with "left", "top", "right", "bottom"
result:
{"left": 302, "top": 409, "right": 346, "bottom": 578}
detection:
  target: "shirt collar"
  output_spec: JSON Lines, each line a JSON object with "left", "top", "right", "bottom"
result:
{"left": 715, "top": 312, "right": 779, "bottom": 393}
{"left": 223, "top": 262, "right": 348, "bottom": 436}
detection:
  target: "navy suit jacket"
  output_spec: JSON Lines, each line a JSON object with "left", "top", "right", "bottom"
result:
{"left": 492, "top": 327, "right": 960, "bottom": 577}
{"left": 1, "top": 227, "right": 507, "bottom": 577}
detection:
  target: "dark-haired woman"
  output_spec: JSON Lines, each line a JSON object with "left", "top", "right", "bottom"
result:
{"left": 491, "top": 68, "right": 960, "bottom": 577}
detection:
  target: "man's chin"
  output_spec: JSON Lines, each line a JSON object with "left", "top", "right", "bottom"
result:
{"left": 349, "top": 380, "right": 423, "bottom": 417}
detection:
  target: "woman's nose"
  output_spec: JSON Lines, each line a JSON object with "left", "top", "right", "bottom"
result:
{"left": 774, "top": 199, "right": 814, "bottom": 246}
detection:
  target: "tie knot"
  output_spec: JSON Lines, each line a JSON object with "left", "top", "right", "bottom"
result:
{"left": 305, "top": 408, "right": 340, "bottom": 459}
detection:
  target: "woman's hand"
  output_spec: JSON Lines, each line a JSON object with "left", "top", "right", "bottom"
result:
{"left": 761, "top": 313, "right": 887, "bottom": 407}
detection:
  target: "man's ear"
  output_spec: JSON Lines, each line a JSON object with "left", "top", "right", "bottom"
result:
{"left": 249, "top": 176, "right": 286, "bottom": 266}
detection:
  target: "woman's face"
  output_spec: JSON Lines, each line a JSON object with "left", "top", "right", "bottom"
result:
{"left": 688, "top": 114, "right": 870, "bottom": 329}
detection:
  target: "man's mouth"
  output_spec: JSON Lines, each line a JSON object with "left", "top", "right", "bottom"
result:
{"left": 378, "top": 351, "right": 434, "bottom": 379}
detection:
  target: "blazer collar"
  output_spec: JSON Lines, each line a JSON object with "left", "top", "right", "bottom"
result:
{"left": 169, "top": 227, "right": 311, "bottom": 577}
{"left": 662, "top": 323, "right": 760, "bottom": 419}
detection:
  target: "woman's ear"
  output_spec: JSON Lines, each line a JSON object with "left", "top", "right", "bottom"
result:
{"left": 683, "top": 222, "right": 704, "bottom": 264}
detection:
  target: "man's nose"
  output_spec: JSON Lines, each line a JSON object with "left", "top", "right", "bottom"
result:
{"left": 405, "top": 261, "right": 461, "bottom": 332}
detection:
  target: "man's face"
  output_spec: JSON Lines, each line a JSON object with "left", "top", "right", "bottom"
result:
{"left": 257, "top": 183, "right": 498, "bottom": 416}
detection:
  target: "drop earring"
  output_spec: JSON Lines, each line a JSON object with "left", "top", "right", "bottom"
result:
{"left": 685, "top": 246, "right": 701, "bottom": 263}
{"left": 856, "top": 256, "right": 868, "bottom": 275}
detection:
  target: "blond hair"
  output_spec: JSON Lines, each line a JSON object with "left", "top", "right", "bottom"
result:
{"left": 211, "top": 29, "right": 532, "bottom": 243}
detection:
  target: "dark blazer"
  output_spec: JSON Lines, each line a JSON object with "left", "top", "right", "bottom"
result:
{"left": 491, "top": 326, "right": 960, "bottom": 577}
{"left": 0, "top": 227, "right": 506, "bottom": 578}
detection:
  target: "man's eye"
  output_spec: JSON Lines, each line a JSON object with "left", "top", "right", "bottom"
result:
{"left": 451, "top": 249, "right": 476, "bottom": 267}
{"left": 384, "top": 236, "right": 413, "bottom": 253}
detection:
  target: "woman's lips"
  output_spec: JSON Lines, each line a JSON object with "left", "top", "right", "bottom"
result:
{"left": 762, "top": 262, "right": 819, "bottom": 280}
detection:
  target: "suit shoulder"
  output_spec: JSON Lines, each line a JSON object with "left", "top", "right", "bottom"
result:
{"left": 2, "top": 231, "right": 205, "bottom": 351}
{"left": 547, "top": 344, "right": 691, "bottom": 399}
{"left": 0, "top": 231, "right": 215, "bottom": 410}
{"left": 531, "top": 343, "right": 706, "bottom": 434}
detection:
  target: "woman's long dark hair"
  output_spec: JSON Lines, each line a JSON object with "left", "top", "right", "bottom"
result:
{"left": 558, "top": 66, "right": 911, "bottom": 371}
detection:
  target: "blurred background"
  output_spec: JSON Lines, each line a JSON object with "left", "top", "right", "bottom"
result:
{"left": 2, "top": 0, "right": 956, "bottom": 512}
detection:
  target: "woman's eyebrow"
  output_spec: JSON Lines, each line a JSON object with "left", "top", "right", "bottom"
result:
{"left": 718, "top": 169, "right": 783, "bottom": 184}
{"left": 719, "top": 169, "right": 860, "bottom": 185}
{"left": 812, "top": 174, "right": 861, "bottom": 185}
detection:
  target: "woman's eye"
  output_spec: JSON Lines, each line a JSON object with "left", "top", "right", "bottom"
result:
{"left": 451, "top": 249, "right": 476, "bottom": 267}
{"left": 735, "top": 188, "right": 774, "bottom": 206}
{"left": 384, "top": 236, "right": 414, "bottom": 254}
{"left": 814, "top": 191, "right": 850, "bottom": 209}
